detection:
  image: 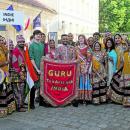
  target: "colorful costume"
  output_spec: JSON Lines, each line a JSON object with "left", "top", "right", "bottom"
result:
{"left": 107, "top": 49, "right": 117, "bottom": 86}
{"left": 76, "top": 46, "right": 92, "bottom": 102}
{"left": 92, "top": 51, "right": 107, "bottom": 104}
{"left": 55, "top": 44, "right": 76, "bottom": 61}
{"left": 12, "top": 47, "right": 26, "bottom": 111}
{"left": 0, "top": 44, "right": 16, "bottom": 117}
{"left": 107, "top": 43, "right": 129, "bottom": 105}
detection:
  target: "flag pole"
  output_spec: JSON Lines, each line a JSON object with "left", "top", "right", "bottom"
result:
{"left": 28, "top": 90, "right": 30, "bottom": 111}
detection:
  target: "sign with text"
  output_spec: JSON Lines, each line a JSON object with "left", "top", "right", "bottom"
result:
{"left": 0, "top": 10, "right": 24, "bottom": 26}
{"left": 40, "top": 58, "right": 79, "bottom": 106}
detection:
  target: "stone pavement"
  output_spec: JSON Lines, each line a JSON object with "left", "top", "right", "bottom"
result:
{"left": 0, "top": 103, "right": 130, "bottom": 130}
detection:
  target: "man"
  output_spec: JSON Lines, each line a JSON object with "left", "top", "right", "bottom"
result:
{"left": 93, "top": 32, "right": 101, "bottom": 42}
{"left": 93, "top": 32, "right": 105, "bottom": 50}
{"left": 29, "top": 30, "right": 45, "bottom": 108}
{"left": 55, "top": 34, "right": 77, "bottom": 107}
{"left": 103, "top": 32, "right": 112, "bottom": 45}
{"left": 35, "top": 33, "right": 46, "bottom": 103}
{"left": 68, "top": 33, "right": 75, "bottom": 46}
{"left": 55, "top": 34, "right": 76, "bottom": 61}
{"left": 41, "top": 33, "right": 46, "bottom": 44}
{"left": 12, "top": 35, "right": 26, "bottom": 112}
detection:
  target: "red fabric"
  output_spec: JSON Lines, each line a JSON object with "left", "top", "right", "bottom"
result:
{"left": 41, "top": 60, "right": 78, "bottom": 106}
{"left": 24, "top": 18, "right": 30, "bottom": 30}
{"left": 44, "top": 43, "right": 49, "bottom": 55}
{"left": 24, "top": 45, "right": 38, "bottom": 81}
{"left": 12, "top": 47, "right": 25, "bottom": 73}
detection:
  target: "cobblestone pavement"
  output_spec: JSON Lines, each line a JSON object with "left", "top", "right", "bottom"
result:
{"left": 0, "top": 103, "right": 130, "bottom": 130}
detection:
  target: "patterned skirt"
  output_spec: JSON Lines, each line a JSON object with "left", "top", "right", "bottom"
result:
{"left": 108, "top": 69, "right": 130, "bottom": 106}
{"left": 78, "top": 74, "right": 92, "bottom": 102}
{"left": 10, "top": 70, "right": 26, "bottom": 110}
{"left": 0, "top": 82, "right": 16, "bottom": 118}
{"left": 92, "top": 78, "right": 107, "bottom": 104}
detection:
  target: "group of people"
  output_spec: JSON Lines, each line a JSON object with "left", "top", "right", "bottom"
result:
{"left": 0, "top": 30, "right": 130, "bottom": 118}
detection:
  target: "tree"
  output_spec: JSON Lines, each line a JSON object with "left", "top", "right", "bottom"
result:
{"left": 99, "top": 0, "right": 130, "bottom": 33}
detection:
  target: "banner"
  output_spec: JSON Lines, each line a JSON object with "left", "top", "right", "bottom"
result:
{"left": 0, "top": 10, "right": 24, "bottom": 26}
{"left": 40, "top": 58, "right": 79, "bottom": 106}
{"left": 6, "top": 5, "right": 22, "bottom": 32}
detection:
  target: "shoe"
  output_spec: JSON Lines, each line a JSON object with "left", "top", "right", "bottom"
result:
{"left": 18, "top": 108, "right": 26, "bottom": 112}
{"left": 22, "top": 106, "right": 28, "bottom": 109}
{"left": 30, "top": 105, "right": 35, "bottom": 109}
{"left": 72, "top": 101, "right": 79, "bottom": 107}
{"left": 24, "top": 103, "right": 28, "bottom": 105}
{"left": 35, "top": 97, "right": 39, "bottom": 103}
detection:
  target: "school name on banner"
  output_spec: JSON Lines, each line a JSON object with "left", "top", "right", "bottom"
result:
{"left": 0, "top": 10, "right": 24, "bottom": 26}
{"left": 40, "top": 58, "right": 79, "bottom": 106}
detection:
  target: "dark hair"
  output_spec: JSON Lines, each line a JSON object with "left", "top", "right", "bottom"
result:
{"left": 78, "top": 34, "right": 87, "bottom": 45}
{"left": 30, "top": 35, "right": 34, "bottom": 41}
{"left": 61, "top": 34, "right": 68, "bottom": 38}
{"left": 93, "top": 32, "right": 101, "bottom": 37}
{"left": 93, "top": 41, "right": 101, "bottom": 51}
{"left": 114, "top": 34, "right": 122, "bottom": 43}
{"left": 33, "top": 30, "right": 42, "bottom": 36}
{"left": 105, "top": 38, "right": 115, "bottom": 51}
{"left": 41, "top": 33, "right": 46, "bottom": 36}
{"left": 49, "top": 39, "right": 55, "bottom": 43}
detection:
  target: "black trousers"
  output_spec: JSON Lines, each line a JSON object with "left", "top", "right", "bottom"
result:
{"left": 30, "top": 86, "right": 36, "bottom": 107}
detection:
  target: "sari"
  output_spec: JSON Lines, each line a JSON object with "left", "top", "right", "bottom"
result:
{"left": 76, "top": 46, "right": 92, "bottom": 102}
{"left": 122, "top": 51, "right": 130, "bottom": 106}
{"left": 92, "top": 51, "right": 107, "bottom": 104}
{"left": 107, "top": 49, "right": 117, "bottom": 86}
{"left": 0, "top": 44, "right": 16, "bottom": 117}
{"left": 107, "top": 43, "right": 127, "bottom": 104}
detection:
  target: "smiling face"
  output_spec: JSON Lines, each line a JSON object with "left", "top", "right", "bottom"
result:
{"left": 61, "top": 35, "right": 68, "bottom": 45}
{"left": 78, "top": 35, "right": 85, "bottom": 45}
{"left": 88, "top": 37, "right": 94, "bottom": 47}
{"left": 94, "top": 42, "right": 101, "bottom": 51}
{"left": 34, "top": 33, "right": 42, "bottom": 41}
{"left": 68, "top": 33, "right": 73, "bottom": 42}
{"left": 106, "top": 40, "right": 112, "bottom": 48}
{"left": 49, "top": 40, "right": 55, "bottom": 49}
{"left": 114, "top": 35, "right": 122, "bottom": 44}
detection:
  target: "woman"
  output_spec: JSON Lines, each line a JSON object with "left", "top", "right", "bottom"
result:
{"left": 87, "top": 37, "right": 94, "bottom": 49}
{"left": 107, "top": 34, "right": 129, "bottom": 105}
{"left": 0, "top": 38, "right": 16, "bottom": 117}
{"left": 123, "top": 42, "right": 130, "bottom": 106}
{"left": 46, "top": 39, "right": 56, "bottom": 59}
{"left": 75, "top": 34, "right": 92, "bottom": 106}
{"left": 92, "top": 42, "right": 107, "bottom": 104}
{"left": 105, "top": 38, "right": 117, "bottom": 86}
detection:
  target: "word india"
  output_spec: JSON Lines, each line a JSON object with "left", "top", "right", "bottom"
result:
{"left": 51, "top": 86, "right": 68, "bottom": 92}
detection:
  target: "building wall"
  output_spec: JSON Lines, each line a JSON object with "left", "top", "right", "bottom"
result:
{"left": 0, "top": 0, "right": 57, "bottom": 44}
{"left": 0, "top": 0, "right": 99, "bottom": 43}
{"left": 57, "top": 0, "right": 99, "bottom": 38}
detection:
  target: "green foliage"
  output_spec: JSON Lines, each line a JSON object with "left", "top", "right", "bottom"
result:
{"left": 99, "top": 0, "right": 130, "bottom": 33}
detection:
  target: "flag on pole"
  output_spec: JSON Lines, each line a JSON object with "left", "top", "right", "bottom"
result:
{"left": 6, "top": 5, "right": 22, "bottom": 32}
{"left": 33, "top": 12, "right": 41, "bottom": 29}
{"left": 24, "top": 18, "right": 30, "bottom": 30}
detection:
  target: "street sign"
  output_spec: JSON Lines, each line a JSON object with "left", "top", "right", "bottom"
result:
{"left": 0, "top": 10, "right": 24, "bottom": 26}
